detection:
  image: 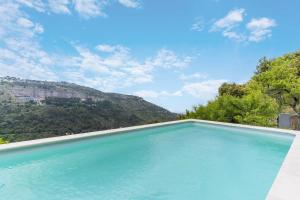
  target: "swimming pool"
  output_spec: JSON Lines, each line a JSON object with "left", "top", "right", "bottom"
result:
{"left": 0, "top": 120, "right": 298, "bottom": 200}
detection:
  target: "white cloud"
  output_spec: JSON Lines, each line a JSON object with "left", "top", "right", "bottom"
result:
{"left": 73, "top": 46, "right": 110, "bottom": 73}
{"left": 222, "top": 31, "right": 246, "bottom": 42}
{"left": 247, "top": 17, "right": 276, "bottom": 42}
{"left": 48, "top": 0, "right": 71, "bottom": 14}
{"left": 15, "top": 17, "right": 44, "bottom": 35}
{"left": 16, "top": 0, "right": 140, "bottom": 19}
{"left": 34, "top": 23, "right": 44, "bottom": 34}
{"left": 134, "top": 90, "right": 182, "bottom": 98}
{"left": 96, "top": 44, "right": 116, "bottom": 52}
{"left": 17, "top": 17, "right": 34, "bottom": 28}
{"left": 0, "top": 1, "right": 194, "bottom": 93}
{"left": 0, "top": 2, "right": 56, "bottom": 80}
{"left": 95, "top": 44, "right": 129, "bottom": 53}
{"left": 0, "top": 3, "right": 29, "bottom": 38}
{"left": 118, "top": 0, "right": 140, "bottom": 8}
{"left": 16, "top": 0, "right": 45, "bottom": 12}
{"left": 73, "top": 0, "right": 107, "bottom": 18}
{"left": 191, "top": 18, "right": 204, "bottom": 32}
{"left": 212, "top": 8, "right": 245, "bottom": 31}
{"left": 147, "top": 49, "right": 192, "bottom": 69}
{"left": 0, "top": 40, "right": 57, "bottom": 81}
{"left": 56, "top": 45, "right": 191, "bottom": 91}
{"left": 182, "top": 79, "right": 226, "bottom": 100}
{"left": 134, "top": 79, "right": 227, "bottom": 103}
{"left": 210, "top": 8, "right": 247, "bottom": 42}
{"left": 179, "top": 73, "right": 207, "bottom": 80}
{"left": 209, "top": 8, "right": 276, "bottom": 42}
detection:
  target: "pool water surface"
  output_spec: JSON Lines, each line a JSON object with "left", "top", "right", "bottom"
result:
{"left": 0, "top": 122, "right": 294, "bottom": 200}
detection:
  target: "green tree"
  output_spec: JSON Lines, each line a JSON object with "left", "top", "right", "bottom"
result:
{"left": 185, "top": 91, "right": 279, "bottom": 127}
{"left": 254, "top": 55, "right": 300, "bottom": 113}
{"left": 233, "top": 90, "right": 279, "bottom": 126}
{"left": 255, "top": 57, "right": 272, "bottom": 74}
{"left": 0, "top": 137, "right": 7, "bottom": 144}
{"left": 184, "top": 49, "right": 300, "bottom": 127}
{"left": 218, "top": 83, "right": 245, "bottom": 97}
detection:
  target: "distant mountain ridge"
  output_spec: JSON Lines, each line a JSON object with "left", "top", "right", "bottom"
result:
{"left": 0, "top": 76, "right": 141, "bottom": 103}
{"left": 0, "top": 77, "right": 177, "bottom": 142}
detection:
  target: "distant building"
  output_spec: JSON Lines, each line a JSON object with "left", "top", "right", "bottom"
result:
{"left": 278, "top": 113, "right": 300, "bottom": 130}
{"left": 15, "top": 95, "right": 44, "bottom": 104}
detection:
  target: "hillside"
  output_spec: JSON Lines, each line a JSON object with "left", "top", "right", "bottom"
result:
{"left": 183, "top": 50, "right": 300, "bottom": 127}
{"left": 0, "top": 77, "right": 177, "bottom": 142}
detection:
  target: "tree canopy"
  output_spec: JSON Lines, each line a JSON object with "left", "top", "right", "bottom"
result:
{"left": 0, "top": 137, "right": 7, "bottom": 144}
{"left": 184, "top": 50, "right": 300, "bottom": 127}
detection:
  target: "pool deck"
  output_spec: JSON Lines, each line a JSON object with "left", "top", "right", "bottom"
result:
{"left": 0, "top": 119, "right": 299, "bottom": 200}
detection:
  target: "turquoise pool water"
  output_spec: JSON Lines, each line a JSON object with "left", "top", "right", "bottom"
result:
{"left": 0, "top": 122, "right": 294, "bottom": 200}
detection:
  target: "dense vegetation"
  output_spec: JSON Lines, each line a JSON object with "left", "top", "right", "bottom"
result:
{"left": 0, "top": 137, "right": 7, "bottom": 144}
{"left": 184, "top": 50, "right": 300, "bottom": 127}
{"left": 0, "top": 98, "right": 136, "bottom": 142}
{"left": 0, "top": 80, "right": 176, "bottom": 142}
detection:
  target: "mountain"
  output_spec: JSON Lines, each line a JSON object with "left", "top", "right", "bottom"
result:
{"left": 0, "top": 77, "right": 177, "bottom": 142}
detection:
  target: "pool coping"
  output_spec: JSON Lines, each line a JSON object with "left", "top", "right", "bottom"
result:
{"left": 0, "top": 119, "right": 299, "bottom": 200}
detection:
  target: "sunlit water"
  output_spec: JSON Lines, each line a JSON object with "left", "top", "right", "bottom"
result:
{"left": 0, "top": 122, "right": 294, "bottom": 200}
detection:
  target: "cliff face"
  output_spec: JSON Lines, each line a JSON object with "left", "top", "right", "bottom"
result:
{"left": 0, "top": 77, "right": 106, "bottom": 102}
{"left": 0, "top": 77, "right": 177, "bottom": 142}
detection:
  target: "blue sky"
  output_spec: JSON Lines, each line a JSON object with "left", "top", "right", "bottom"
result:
{"left": 0, "top": 0, "right": 299, "bottom": 112}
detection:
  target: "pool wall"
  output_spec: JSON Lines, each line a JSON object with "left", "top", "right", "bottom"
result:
{"left": 0, "top": 119, "right": 299, "bottom": 200}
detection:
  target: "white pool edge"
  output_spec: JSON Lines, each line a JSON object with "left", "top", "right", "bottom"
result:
{"left": 0, "top": 119, "right": 299, "bottom": 200}
{"left": 0, "top": 120, "right": 189, "bottom": 152}
{"left": 266, "top": 135, "right": 300, "bottom": 200}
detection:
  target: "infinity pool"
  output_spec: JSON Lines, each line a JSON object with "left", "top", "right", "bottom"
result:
{"left": 0, "top": 122, "right": 294, "bottom": 200}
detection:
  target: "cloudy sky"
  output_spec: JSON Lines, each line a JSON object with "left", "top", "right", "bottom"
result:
{"left": 0, "top": 0, "right": 299, "bottom": 112}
